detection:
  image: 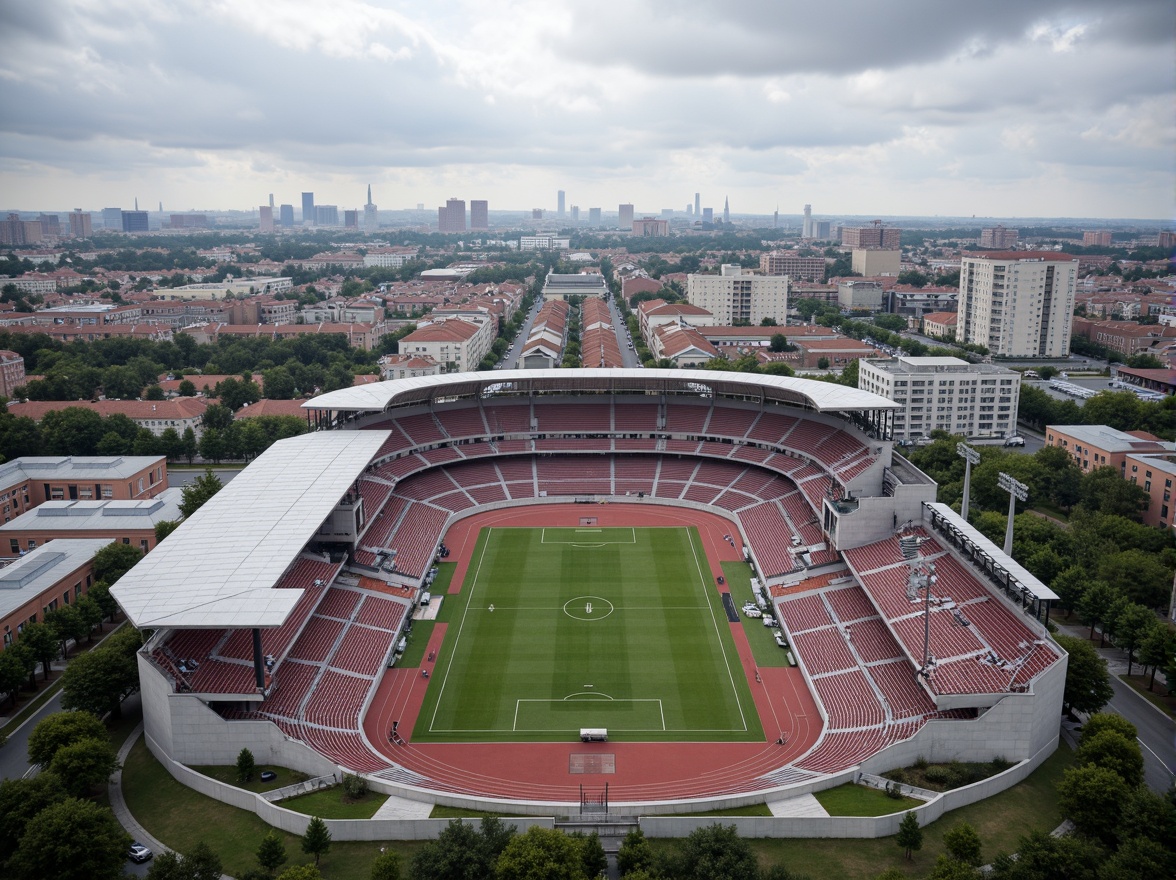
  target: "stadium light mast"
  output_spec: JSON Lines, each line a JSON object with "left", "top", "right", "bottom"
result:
{"left": 901, "top": 535, "right": 937, "bottom": 677}
{"left": 997, "top": 472, "right": 1029, "bottom": 556}
{"left": 957, "top": 442, "right": 980, "bottom": 520}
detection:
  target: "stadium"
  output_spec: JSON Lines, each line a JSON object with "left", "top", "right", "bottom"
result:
{"left": 112, "top": 368, "right": 1066, "bottom": 816}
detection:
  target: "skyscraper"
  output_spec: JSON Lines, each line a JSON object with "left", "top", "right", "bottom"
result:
{"left": 470, "top": 199, "right": 488, "bottom": 230}
{"left": 268, "top": 193, "right": 275, "bottom": 208}
{"left": 802, "top": 204, "right": 813, "bottom": 238}
{"left": 344, "top": 209, "right": 359, "bottom": 228}
{"left": 588, "top": 207, "right": 601, "bottom": 226}
{"left": 101, "top": 208, "right": 122, "bottom": 229}
{"left": 301, "top": 192, "right": 315, "bottom": 226}
{"left": 773, "top": 207, "right": 778, "bottom": 229}
{"left": 723, "top": 197, "right": 730, "bottom": 224}
{"left": 121, "top": 210, "right": 149, "bottom": 233}
{"left": 363, "top": 185, "right": 378, "bottom": 234}
{"left": 618, "top": 204, "right": 634, "bottom": 228}
{"left": 957, "top": 252, "right": 1079, "bottom": 357}
{"left": 694, "top": 193, "right": 700, "bottom": 217}
{"left": 557, "top": 190, "right": 566, "bottom": 218}
{"left": 570, "top": 206, "right": 580, "bottom": 222}
{"left": 315, "top": 205, "right": 339, "bottom": 226}
{"left": 438, "top": 198, "right": 466, "bottom": 233}
{"left": 279, "top": 204, "right": 294, "bottom": 227}
{"left": 702, "top": 207, "right": 714, "bottom": 223}
{"left": 69, "top": 209, "right": 92, "bottom": 238}
{"left": 259, "top": 205, "right": 274, "bottom": 234}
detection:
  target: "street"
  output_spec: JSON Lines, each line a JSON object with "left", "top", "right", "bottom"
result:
{"left": 1106, "top": 675, "right": 1176, "bottom": 793}
{"left": 608, "top": 296, "right": 641, "bottom": 368}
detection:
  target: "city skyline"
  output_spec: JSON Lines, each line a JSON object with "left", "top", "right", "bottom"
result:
{"left": 0, "top": 1, "right": 1172, "bottom": 219}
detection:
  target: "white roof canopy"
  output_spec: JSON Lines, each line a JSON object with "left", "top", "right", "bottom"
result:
{"left": 112, "top": 431, "right": 388, "bottom": 629}
{"left": 303, "top": 368, "right": 900, "bottom": 415}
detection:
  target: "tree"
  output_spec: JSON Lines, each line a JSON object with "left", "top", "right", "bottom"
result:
{"left": 49, "top": 736, "right": 121, "bottom": 796}
{"left": 178, "top": 379, "right": 197, "bottom": 397}
{"left": 1137, "top": 625, "right": 1175, "bottom": 690}
{"left": 155, "top": 519, "right": 181, "bottom": 543}
{"left": 1097, "top": 835, "right": 1176, "bottom": 880}
{"left": 28, "top": 709, "right": 107, "bottom": 767}
{"left": 1116, "top": 784, "right": 1176, "bottom": 849}
{"left": 896, "top": 811, "right": 923, "bottom": 860}
{"left": 257, "top": 830, "right": 288, "bottom": 876}
{"left": 75, "top": 593, "right": 104, "bottom": 642}
{"left": 988, "top": 830, "right": 1105, "bottom": 880}
{"left": 1080, "top": 468, "right": 1148, "bottom": 520}
{"left": 1076, "top": 729, "right": 1144, "bottom": 789}
{"left": 87, "top": 580, "right": 120, "bottom": 623}
{"left": 276, "top": 867, "right": 321, "bottom": 880}
{"left": 8, "top": 797, "right": 130, "bottom": 880}
{"left": 237, "top": 746, "right": 256, "bottom": 783}
{"left": 60, "top": 626, "right": 141, "bottom": 719}
{"left": 1057, "top": 764, "right": 1131, "bottom": 841}
{"left": 44, "top": 605, "right": 87, "bottom": 659}
{"left": 180, "top": 469, "right": 224, "bottom": 517}
{"left": 181, "top": 427, "right": 198, "bottom": 463}
{"left": 1098, "top": 550, "right": 1173, "bottom": 609}
{"left": 1080, "top": 712, "right": 1137, "bottom": 745}
{"left": 92, "top": 540, "right": 144, "bottom": 584}
{"left": 413, "top": 819, "right": 494, "bottom": 880}
{"left": 0, "top": 774, "right": 68, "bottom": 862}
{"left": 1111, "top": 604, "right": 1159, "bottom": 675}
{"left": 149, "top": 841, "right": 224, "bottom": 880}
{"left": 0, "top": 643, "right": 33, "bottom": 708}
{"left": 301, "top": 816, "right": 332, "bottom": 865}
{"left": 202, "top": 402, "right": 234, "bottom": 430}
{"left": 927, "top": 855, "right": 981, "bottom": 880}
{"left": 662, "top": 823, "right": 759, "bottom": 880}
{"left": 146, "top": 851, "right": 187, "bottom": 880}
{"left": 18, "top": 620, "right": 59, "bottom": 680}
{"left": 569, "top": 830, "right": 607, "bottom": 879}
{"left": 1079, "top": 582, "right": 1117, "bottom": 644}
{"left": 369, "top": 849, "right": 403, "bottom": 880}
{"left": 1054, "top": 635, "right": 1113, "bottom": 715}
{"left": 769, "top": 333, "right": 791, "bottom": 353}
{"left": 943, "top": 821, "right": 983, "bottom": 866}
{"left": 1051, "top": 566, "right": 1090, "bottom": 618}
{"left": 496, "top": 826, "right": 587, "bottom": 880}
{"left": 817, "top": 357, "right": 830, "bottom": 370}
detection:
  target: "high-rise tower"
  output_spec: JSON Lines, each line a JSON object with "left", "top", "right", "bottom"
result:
{"left": 557, "top": 190, "right": 566, "bottom": 218}
{"left": 723, "top": 196, "right": 730, "bottom": 224}
{"left": 302, "top": 192, "right": 315, "bottom": 226}
{"left": 694, "top": 192, "right": 700, "bottom": 217}
{"left": 802, "top": 204, "right": 813, "bottom": 238}
{"left": 363, "top": 184, "right": 378, "bottom": 234}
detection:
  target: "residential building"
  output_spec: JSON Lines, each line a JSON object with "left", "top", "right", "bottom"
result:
{"left": 979, "top": 226, "right": 1019, "bottom": 248}
{"left": 378, "top": 353, "right": 442, "bottom": 380}
{"left": 0, "top": 539, "right": 111, "bottom": 651}
{"left": 520, "top": 235, "right": 570, "bottom": 251}
{"left": 636, "top": 299, "right": 715, "bottom": 342}
{"left": 842, "top": 226, "right": 901, "bottom": 249}
{"left": 1159, "top": 231, "right": 1175, "bottom": 249}
{"left": 1070, "top": 317, "right": 1176, "bottom": 358}
{"left": 258, "top": 206, "right": 274, "bottom": 234}
{"left": 886, "top": 288, "right": 958, "bottom": 323}
{"left": 279, "top": 204, "right": 294, "bottom": 227}
{"left": 759, "top": 251, "right": 826, "bottom": 281}
{"left": 68, "top": 210, "right": 92, "bottom": 238}
{"left": 687, "top": 265, "right": 789, "bottom": 325}
{"left": 588, "top": 207, "right": 601, "bottom": 226}
{"left": 344, "top": 209, "right": 359, "bottom": 229}
{"left": 299, "top": 298, "right": 382, "bottom": 324}
{"left": 859, "top": 356, "right": 1021, "bottom": 440}
{"left": 1044, "top": 424, "right": 1172, "bottom": 474}
{"left": 0, "top": 456, "right": 168, "bottom": 521}
{"left": 363, "top": 248, "right": 418, "bottom": 268}
{"left": 1123, "top": 453, "right": 1176, "bottom": 530}
{"left": 702, "top": 207, "right": 714, "bottom": 224}
{"left": 649, "top": 322, "right": 719, "bottom": 367}
{"left": 438, "top": 199, "right": 466, "bottom": 233}
{"left": 621, "top": 276, "right": 664, "bottom": 303}
{"left": 225, "top": 296, "right": 297, "bottom": 325}
{"left": 814, "top": 221, "right": 832, "bottom": 239}
{"left": 633, "top": 217, "right": 669, "bottom": 237}
{"left": 301, "top": 192, "right": 315, "bottom": 225}
{"left": 0, "top": 488, "right": 184, "bottom": 558}
{"left": 169, "top": 214, "right": 208, "bottom": 229}
{"left": 957, "top": 252, "right": 1079, "bottom": 357}
{"left": 1083, "top": 231, "right": 1113, "bottom": 247}
{"left": 922, "top": 312, "right": 958, "bottom": 339}
{"left": 7, "top": 398, "right": 208, "bottom": 438}
{"left": 850, "top": 248, "right": 901, "bottom": 277}
{"left": 470, "top": 200, "right": 488, "bottom": 230}
{"left": 557, "top": 191, "right": 565, "bottom": 217}
{"left": 838, "top": 280, "right": 885, "bottom": 311}
{"left": 0, "top": 349, "right": 26, "bottom": 396}
{"left": 315, "top": 205, "right": 339, "bottom": 226}
{"left": 399, "top": 318, "right": 492, "bottom": 372}
{"left": 101, "top": 208, "right": 122, "bottom": 229}
{"left": 618, "top": 204, "right": 634, "bottom": 228}
{"left": 121, "top": 211, "right": 149, "bottom": 233}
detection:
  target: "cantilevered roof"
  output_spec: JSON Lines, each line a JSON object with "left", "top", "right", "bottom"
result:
{"left": 926, "top": 502, "right": 1059, "bottom": 602}
{"left": 303, "top": 368, "right": 900, "bottom": 415}
{"left": 111, "top": 431, "right": 388, "bottom": 629}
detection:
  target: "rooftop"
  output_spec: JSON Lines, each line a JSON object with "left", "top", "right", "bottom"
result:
{"left": 0, "top": 455, "right": 166, "bottom": 486}
{"left": 0, "top": 488, "right": 184, "bottom": 537}
{"left": 0, "top": 539, "right": 111, "bottom": 620}
{"left": 864, "top": 356, "right": 1018, "bottom": 375}
{"left": 111, "top": 431, "right": 388, "bottom": 629}
{"left": 1048, "top": 424, "right": 1175, "bottom": 454}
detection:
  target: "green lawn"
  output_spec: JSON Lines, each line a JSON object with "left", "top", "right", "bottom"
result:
{"left": 281, "top": 785, "right": 388, "bottom": 819}
{"left": 191, "top": 764, "right": 310, "bottom": 794}
{"left": 122, "top": 738, "right": 423, "bottom": 880}
{"left": 413, "top": 526, "right": 763, "bottom": 743}
{"left": 814, "top": 784, "right": 922, "bottom": 816}
{"left": 722, "top": 560, "right": 790, "bottom": 668}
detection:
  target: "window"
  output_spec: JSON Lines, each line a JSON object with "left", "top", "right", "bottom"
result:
{"left": 9, "top": 539, "right": 17, "bottom": 554}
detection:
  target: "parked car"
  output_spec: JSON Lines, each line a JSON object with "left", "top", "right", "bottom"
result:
{"left": 260, "top": 770, "right": 277, "bottom": 782}
{"left": 1003, "top": 436, "right": 1026, "bottom": 447}
{"left": 128, "top": 843, "right": 153, "bottom": 864}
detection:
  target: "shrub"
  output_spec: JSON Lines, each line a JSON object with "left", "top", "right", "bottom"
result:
{"left": 341, "top": 773, "right": 368, "bottom": 800}
{"left": 236, "top": 747, "right": 256, "bottom": 784}
{"left": 924, "top": 765, "right": 952, "bottom": 785}
{"left": 885, "top": 781, "right": 904, "bottom": 800}
{"left": 914, "top": 756, "right": 929, "bottom": 771}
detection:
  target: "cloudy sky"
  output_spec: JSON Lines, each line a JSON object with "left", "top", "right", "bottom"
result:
{"left": 1, "top": 0, "right": 1173, "bottom": 220}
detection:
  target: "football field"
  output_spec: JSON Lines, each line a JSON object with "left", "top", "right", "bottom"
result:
{"left": 412, "top": 526, "right": 764, "bottom": 743}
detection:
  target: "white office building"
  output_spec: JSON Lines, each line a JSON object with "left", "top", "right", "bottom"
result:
{"left": 686, "top": 265, "right": 790, "bottom": 326}
{"left": 957, "top": 252, "right": 1079, "bottom": 358}
{"left": 859, "top": 356, "right": 1021, "bottom": 441}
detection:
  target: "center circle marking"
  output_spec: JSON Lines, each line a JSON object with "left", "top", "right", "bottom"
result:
{"left": 563, "top": 596, "right": 614, "bottom": 621}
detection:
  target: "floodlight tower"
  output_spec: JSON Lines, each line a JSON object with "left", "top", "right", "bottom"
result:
{"left": 901, "top": 534, "right": 938, "bottom": 676}
{"left": 957, "top": 442, "right": 980, "bottom": 520}
{"left": 998, "top": 472, "right": 1029, "bottom": 555}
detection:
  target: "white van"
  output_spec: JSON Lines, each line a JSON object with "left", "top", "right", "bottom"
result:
{"left": 420, "top": 591, "right": 432, "bottom": 607}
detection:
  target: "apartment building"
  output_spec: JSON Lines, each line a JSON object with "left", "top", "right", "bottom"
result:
{"left": 399, "top": 318, "right": 492, "bottom": 372}
{"left": 859, "top": 356, "right": 1021, "bottom": 441}
{"left": 759, "top": 251, "right": 827, "bottom": 281}
{"left": 922, "top": 312, "right": 958, "bottom": 339}
{"left": 686, "top": 265, "right": 789, "bottom": 325}
{"left": 378, "top": 354, "right": 442, "bottom": 381}
{"left": 1044, "top": 424, "right": 1172, "bottom": 474}
{"left": 0, "top": 539, "right": 110, "bottom": 650}
{"left": 841, "top": 226, "right": 901, "bottom": 249}
{"left": 957, "top": 252, "right": 1078, "bottom": 357}
{"left": 979, "top": 226, "right": 1019, "bottom": 248}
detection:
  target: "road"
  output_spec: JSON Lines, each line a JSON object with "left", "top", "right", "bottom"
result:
{"left": 608, "top": 297, "right": 641, "bottom": 368}
{"left": 496, "top": 297, "right": 544, "bottom": 370}
{"left": 1105, "top": 675, "right": 1176, "bottom": 793}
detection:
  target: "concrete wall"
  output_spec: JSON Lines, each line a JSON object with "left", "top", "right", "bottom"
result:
{"left": 641, "top": 738, "right": 1056, "bottom": 839}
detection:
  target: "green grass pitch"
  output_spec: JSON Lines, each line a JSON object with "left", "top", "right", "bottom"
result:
{"left": 412, "top": 527, "right": 764, "bottom": 743}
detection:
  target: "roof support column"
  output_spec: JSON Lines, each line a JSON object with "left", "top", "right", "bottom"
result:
{"left": 252, "top": 629, "right": 265, "bottom": 690}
